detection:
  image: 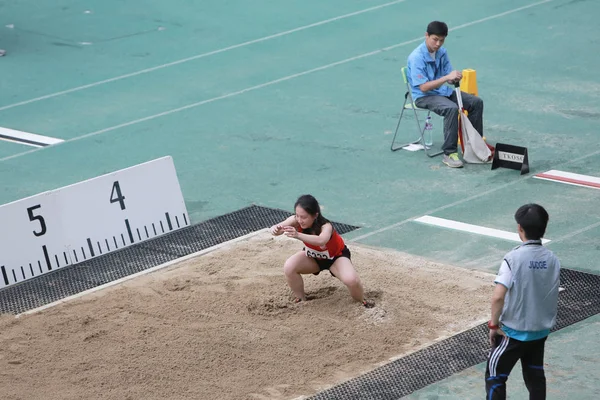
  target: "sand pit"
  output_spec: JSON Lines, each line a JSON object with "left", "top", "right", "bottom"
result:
{"left": 0, "top": 231, "right": 495, "bottom": 400}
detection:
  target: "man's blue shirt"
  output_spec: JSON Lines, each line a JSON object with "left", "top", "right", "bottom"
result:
{"left": 407, "top": 41, "right": 453, "bottom": 101}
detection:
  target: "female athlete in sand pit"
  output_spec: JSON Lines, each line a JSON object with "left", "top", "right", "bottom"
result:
{"left": 270, "top": 194, "right": 372, "bottom": 308}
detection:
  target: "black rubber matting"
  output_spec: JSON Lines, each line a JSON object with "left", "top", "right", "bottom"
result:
{"left": 308, "top": 268, "right": 600, "bottom": 400}
{"left": 0, "top": 205, "right": 359, "bottom": 315}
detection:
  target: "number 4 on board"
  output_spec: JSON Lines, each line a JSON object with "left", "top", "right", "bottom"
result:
{"left": 110, "top": 181, "right": 126, "bottom": 210}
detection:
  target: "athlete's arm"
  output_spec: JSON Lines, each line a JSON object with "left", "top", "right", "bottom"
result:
{"left": 284, "top": 222, "right": 333, "bottom": 247}
{"left": 270, "top": 215, "right": 298, "bottom": 236}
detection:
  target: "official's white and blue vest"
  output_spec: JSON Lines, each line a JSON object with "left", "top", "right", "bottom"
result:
{"left": 499, "top": 240, "right": 560, "bottom": 333}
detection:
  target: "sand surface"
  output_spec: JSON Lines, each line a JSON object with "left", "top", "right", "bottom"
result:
{"left": 0, "top": 232, "right": 495, "bottom": 400}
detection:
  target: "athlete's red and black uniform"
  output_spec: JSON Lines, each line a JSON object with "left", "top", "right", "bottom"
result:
{"left": 298, "top": 225, "right": 350, "bottom": 274}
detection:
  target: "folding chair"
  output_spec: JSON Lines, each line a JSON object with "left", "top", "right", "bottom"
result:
{"left": 390, "top": 67, "right": 443, "bottom": 157}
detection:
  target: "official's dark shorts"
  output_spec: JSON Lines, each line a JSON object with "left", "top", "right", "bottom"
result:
{"left": 305, "top": 246, "right": 351, "bottom": 275}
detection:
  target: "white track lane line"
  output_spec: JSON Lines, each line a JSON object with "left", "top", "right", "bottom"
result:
{"left": 0, "top": 0, "right": 410, "bottom": 112}
{"left": 0, "top": 126, "right": 64, "bottom": 147}
{"left": 413, "top": 215, "right": 551, "bottom": 244}
{"left": 0, "top": 0, "right": 554, "bottom": 163}
{"left": 534, "top": 170, "right": 600, "bottom": 190}
{"left": 546, "top": 220, "right": 600, "bottom": 244}
{"left": 349, "top": 148, "right": 600, "bottom": 244}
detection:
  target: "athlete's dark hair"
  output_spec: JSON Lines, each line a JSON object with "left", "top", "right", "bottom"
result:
{"left": 514, "top": 203, "right": 549, "bottom": 240}
{"left": 427, "top": 21, "right": 448, "bottom": 37}
{"left": 294, "top": 194, "right": 329, "bottom": 235}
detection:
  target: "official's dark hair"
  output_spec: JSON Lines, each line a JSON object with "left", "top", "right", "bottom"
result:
{"left": 427, "top": 21, "right": 448, "bottom": 37}
{"left": 514, "top": 203, "right": 549, "bottom": 240}
{"left": 294, "top": 194, "right": 329, "bottom": 235}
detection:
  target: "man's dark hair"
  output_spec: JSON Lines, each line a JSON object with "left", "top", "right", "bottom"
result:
{"left": 427, "top": 21, "right": 448, "bottom": 37}
{"left": 514, "top": 203, "right": 549, "bottom": 240}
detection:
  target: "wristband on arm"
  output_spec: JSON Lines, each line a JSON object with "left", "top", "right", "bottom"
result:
{"left": 488, "top": 320, "right": 500, "bottom": 330}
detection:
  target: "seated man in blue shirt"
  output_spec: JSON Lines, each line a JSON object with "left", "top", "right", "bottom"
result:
{"left": 407, "top": 21, "right": 484, "bottom": 168}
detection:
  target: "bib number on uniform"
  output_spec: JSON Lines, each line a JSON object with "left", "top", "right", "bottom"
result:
{"left": 305, "top": 247, "right": 332, "bottom": 260}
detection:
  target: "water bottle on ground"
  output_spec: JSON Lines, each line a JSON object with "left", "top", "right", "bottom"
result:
{"left": 424, "top": 116, "right": 433, "bottom": 149}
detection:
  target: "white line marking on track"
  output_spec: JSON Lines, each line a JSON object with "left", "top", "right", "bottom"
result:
{"left": 16, "top": 228, "right": 268, "bottom": 317}
{"left": 534, "top": 170, "right": 600, "bottom": 190}
{"left": 349, "top": 148, "right": 600, "bottom": 244}
{"left": 0, "top": 127, "right": 64, "bottom": 147}
{"left": 413, "top": 215, "right": 551, "bottom": 244}
{"left": 0, "top": 0, "right": 410, "bottom": 112}
{"left": 546, "top": 220, "right": 600, "bottom": 244}
{"left": 0, "top": 0, "right": 554, "bottom": 163}
{"left": 0, "top": 137, "right": 43, "bottom": 148}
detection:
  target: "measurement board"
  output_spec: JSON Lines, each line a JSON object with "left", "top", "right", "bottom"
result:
{"left": 0, "top": 156, "right": 189, "bottom": 289}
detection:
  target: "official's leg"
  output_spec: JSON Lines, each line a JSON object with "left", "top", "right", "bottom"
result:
{"left": 451, "top": 91, "right": 484, "bottom": 135}
{"left": 415, "top": 95, "right": 460, "bottom": 155}
{"left": 521, "top": 337, "right": 547, "bottom": 400}
{"left": 485, "top": 335, "right": 522, "bottom": 400}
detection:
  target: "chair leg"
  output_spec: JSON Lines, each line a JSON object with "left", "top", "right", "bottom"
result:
{"left": 426, "top": 148, "right": 444, "bottom": 157}
{"left": 391, "top": 101, "right": 443, "bottom": 157}
{"left": 412, "top": 108, "right": 443, "bottom": 158}
{"left": 412, "top": 107, "right": 425, "bottom": 139}
{"left": 390, "top": 102, "right": 421, "bottom": 152}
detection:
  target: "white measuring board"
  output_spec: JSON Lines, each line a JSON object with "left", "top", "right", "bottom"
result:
{"left": 0, "top": 156, "right": 189, "bottom": 289}
{"left": 0, "top": 191, "right": 67, "bottom": 286}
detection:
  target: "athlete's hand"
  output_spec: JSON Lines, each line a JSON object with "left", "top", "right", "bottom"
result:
{"left": 282, "top": 226, "right": 299, "bottom": 238}
{"left": 270, "top": 224, "right": 283, "bottom": 236}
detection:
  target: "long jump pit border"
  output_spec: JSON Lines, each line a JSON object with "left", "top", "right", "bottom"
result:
{"left": 1, "top": 205, "right": 599, "bottom": 400}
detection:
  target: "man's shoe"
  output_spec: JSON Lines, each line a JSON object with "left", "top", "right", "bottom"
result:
{"left": 443, "top": 153, "right": 464, "bottom": 168}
